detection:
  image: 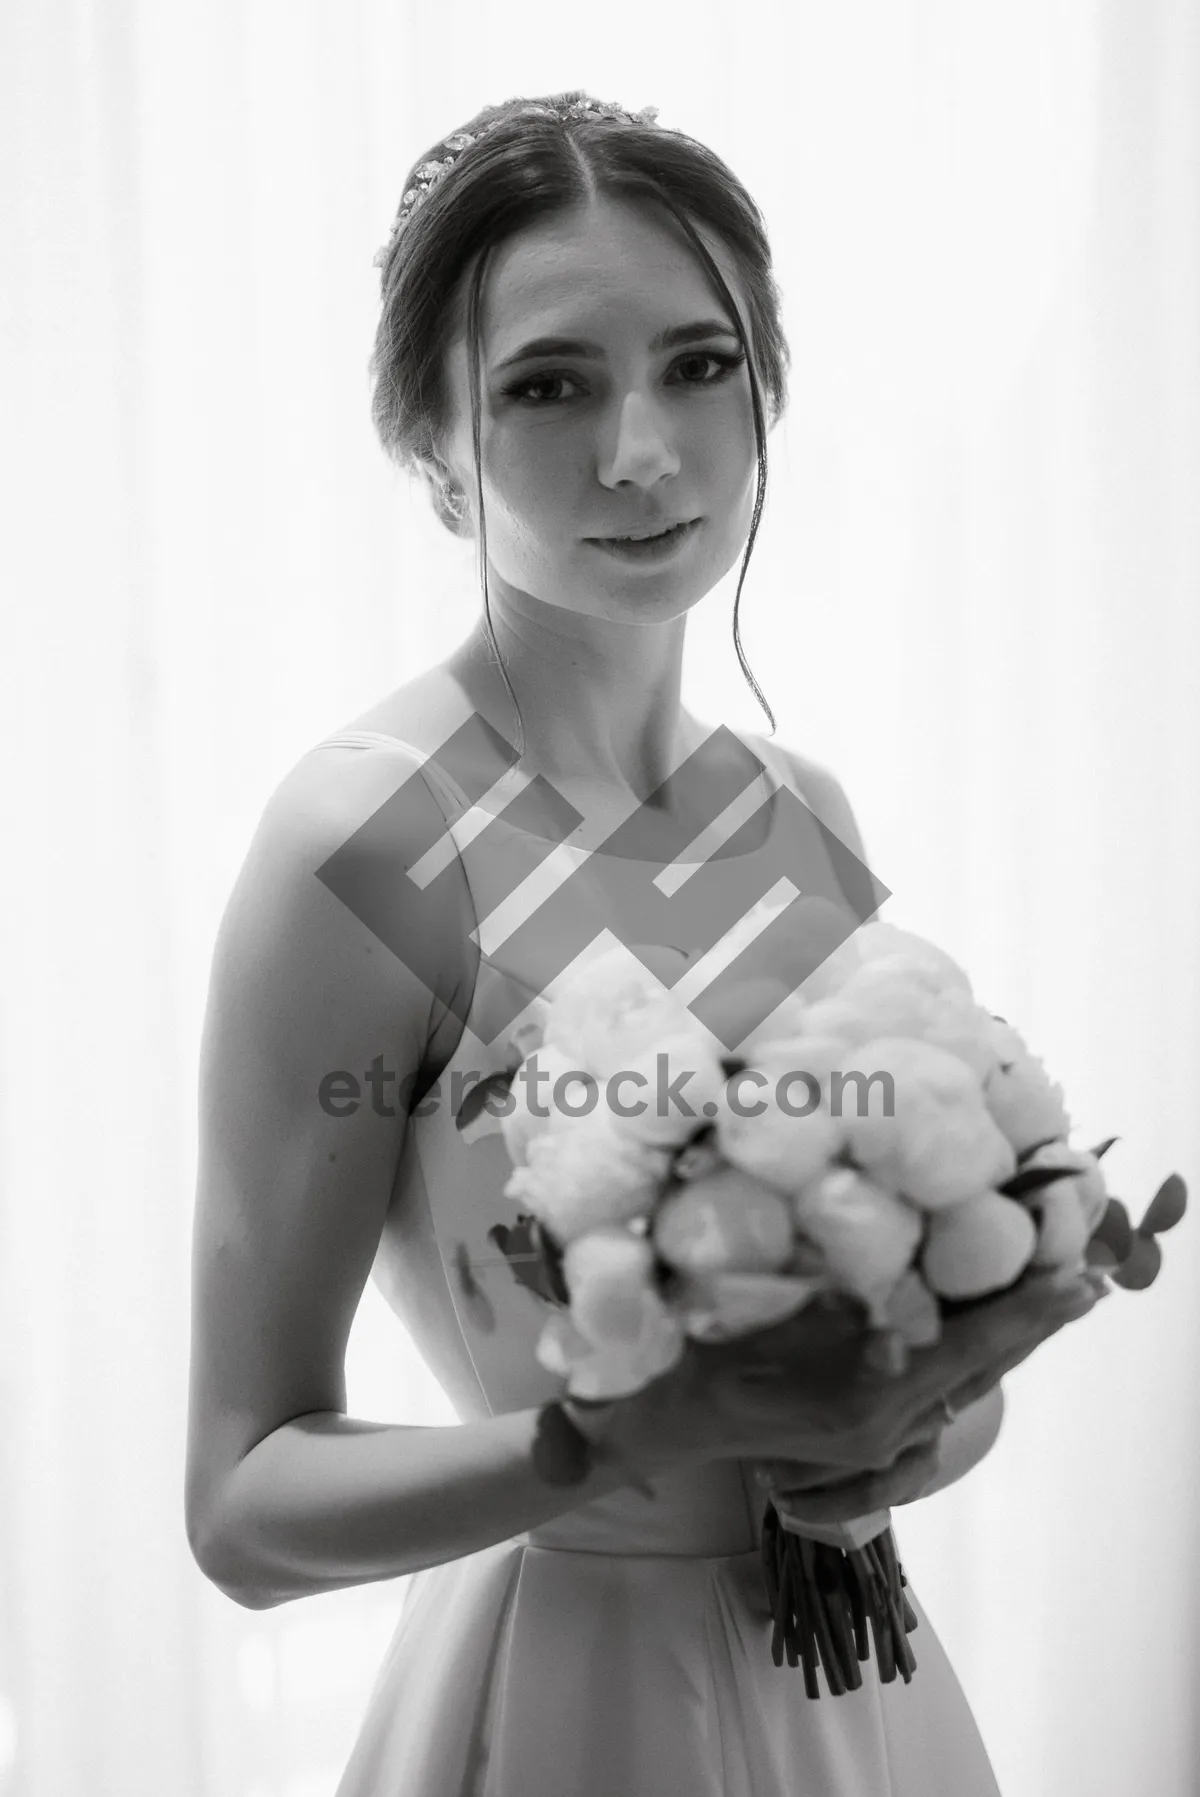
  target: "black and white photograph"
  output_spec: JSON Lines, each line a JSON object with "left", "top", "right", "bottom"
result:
{"left": 2, "top": 4, "right": 1197, "bottom": 1794}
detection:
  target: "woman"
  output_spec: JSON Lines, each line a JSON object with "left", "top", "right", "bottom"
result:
{"left": 185, "top": 91, "right": 1103, "bottom": 1795}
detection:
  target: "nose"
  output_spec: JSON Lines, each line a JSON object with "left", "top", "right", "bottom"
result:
{"left": 598, "top": 388, "right": 682, "bottom": 490}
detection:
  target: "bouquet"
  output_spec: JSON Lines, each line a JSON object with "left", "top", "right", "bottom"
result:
{"left": 453, "top": 900, "right": 1187, "bottom": 1698}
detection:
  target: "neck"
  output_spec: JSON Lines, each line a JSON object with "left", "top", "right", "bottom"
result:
{"left": 445, "top": 601, "right": 704, "bottom": 803}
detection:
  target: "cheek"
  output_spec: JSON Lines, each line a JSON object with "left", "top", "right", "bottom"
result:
{"left": 489, "top": 428, "right": 572, "bottom": 496}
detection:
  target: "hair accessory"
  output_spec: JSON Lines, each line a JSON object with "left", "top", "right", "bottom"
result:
{"left": 373, "top": 99, "right": 662, "bottom": 270}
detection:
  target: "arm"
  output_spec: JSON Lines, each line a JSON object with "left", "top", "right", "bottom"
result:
{"left": 186, "top": 745, "right": 674, "bottom": 1613}
{"left": 905, "top": 1384, "right": 1005, "bottom": 1502}
{"left": 208, "top": 1408, "right": 659, "bottom": 1610}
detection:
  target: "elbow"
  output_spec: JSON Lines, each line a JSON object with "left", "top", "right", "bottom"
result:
{"left": 187, "top": 1497, "right": 277, "bottom": 1611}
{"left": 191, "top": 1540, "right": 281, "bottom": 1610}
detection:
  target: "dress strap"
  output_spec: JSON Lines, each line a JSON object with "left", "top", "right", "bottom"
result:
{"left": 313, "top": 729, "right": 475, "bottom": 818}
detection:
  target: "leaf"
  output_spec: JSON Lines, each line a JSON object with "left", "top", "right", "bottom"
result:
{"left": 1015, "top": 1137, "right": 1069, "bottom": 1166}
{"left": 1140, "top": 1173, "right": 1188, "bottom": 1237}
{"left": 1085, "top": 1238, "right": 1120, "bottom": 1272}
{"left": 1089, "top": 1197, "right": 1135, "bottom": 1266}
{"left": 459, "top": 1106, "right": 507, "bottom": 1147}
{"left": 1111, "top": 1234, "right": 1162, "bottom": 1291}
{"left": 1001, "top": 1163, "right": 1084, "bottom": 1200}
{"left": 486, "top": 1216, "right": 569, "bottom": 1307}
{"left": 454, "top": 1069, "right": 514, "bottom": 1134}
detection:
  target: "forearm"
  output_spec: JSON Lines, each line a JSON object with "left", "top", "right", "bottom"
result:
{"left": 197, "top": 1406, "right": 660, "bottom": 1610}
{"left": 905, "top": 1385, "right": 1005, "bottom": 1503}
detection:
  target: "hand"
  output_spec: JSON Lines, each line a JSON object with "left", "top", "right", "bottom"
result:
{"left": 751, "top": 1434, "right": 945, "bottom": 1526}
{"left": 620, "top": 1268, "right": 1104, "bottom": 1480}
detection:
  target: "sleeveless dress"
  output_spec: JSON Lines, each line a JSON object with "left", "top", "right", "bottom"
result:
{"left": 316, "top": 721, "right": 1003, "bottom": 1797}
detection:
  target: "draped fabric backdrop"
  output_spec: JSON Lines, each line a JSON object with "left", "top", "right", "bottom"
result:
{"left": 2, "top": 3, "right": 1197, "bottom": 1793}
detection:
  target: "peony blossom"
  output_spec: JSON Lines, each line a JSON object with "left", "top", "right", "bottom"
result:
{"left": 670, "top": 1268, "right": 827, "bottom": 1342}
{"left": 503, "top": 1107, "right": 672, "bottom": 1243}
{"left": 715, "top": 1050, "right": 845, "bottom": 1194}
{"left": 535, "top": 1293, "right": 686, "bottom": 1401}
{"left": 562, "top": 1226, "right": 657, "bottom": 1348}
{"left": 849, "top": 923, "right": 975, "bottom": 998}
{"left": 604, "top": 1019, "right": 730, "bottom": 1149}
{"left": 881, "top": 1093, "right": 1016, "bottom": 1211}
{"left": 653, "top": 1165, "right": 795, "bottom": 1275}
{"left": 837, "top": 1037, "right": 1001, "bottom": 1200}
{"left": 499, "top": 1044, "right": 593, "bottom": 1166}
{"left": 1026, "top": 1182, "right": 1091, "bottom": 1273}
{"left": 1019, "top": 1138, "right": 1109, "bottom": 1234}
{"left": 920, "top": 1191, "right": 1038, "bottom": 1299}
{"left": 983, "top": 1043, "right": 1072, "bottom": 1154}
{"left": 789, "top": 1167, "right": 925, "bottom": 1322}
{"left": 541, "top": 943, "right": 691, "bottom": 1075}
{"left": 812, "top": 961, "right": 946, "bottom": 1045}
{"left": 919, "top": 986, "right": 1004, "bottom": 1084}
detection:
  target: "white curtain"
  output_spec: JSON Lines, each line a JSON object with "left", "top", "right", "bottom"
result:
{"left": 2, "top": 3, "right": 1196, "bottom": 1793}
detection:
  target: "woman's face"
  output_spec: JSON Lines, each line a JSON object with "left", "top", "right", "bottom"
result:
{"left": 433, "top": 196, "right": 765, "bottom": 626}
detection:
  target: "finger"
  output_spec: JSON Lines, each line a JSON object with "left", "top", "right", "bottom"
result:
{"left": 778, "top": 1442, "right": 939, "bottom": 1519}
{"left": 902, "top": 1275, "right": 1099, "bottom": 1411}
{"left": 946, "top": 1284, "right": 1101, "bottom": 1400}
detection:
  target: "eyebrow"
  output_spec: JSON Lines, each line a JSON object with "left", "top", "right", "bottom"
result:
{"left": 492, "top": 318, "right": 742, "bottom": 372}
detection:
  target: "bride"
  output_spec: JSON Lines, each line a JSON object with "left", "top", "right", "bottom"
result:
{"left": 185, "top": 90, "right": 1104, "bottom": 1795}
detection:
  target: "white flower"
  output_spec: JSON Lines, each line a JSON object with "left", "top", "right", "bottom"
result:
{"left": 535, "top": 1297, "right": 685, "bottom": 1401}
{"left": 824, "top": 961, "right": 946, "bottom": 1043}
{"left": 920, "top": 1192, "right": 1038, "bottom": 1299}
{"left": 849, "top": 924, "right": 975, "bottom": 998}
{"left": 837, "top": 1036, "right": 1014, "bottom": 1209}
{"left": 983, "top": 1048, "right": 1072, "bottom": 1155}
{"left": 562, "top": 1226, "right": 657, "bottom": 1348}
{"left": 920, "top": 986, "right": 1004, "bottom": 1084}
{"left": 887, "top": 1092, "right": 1016, "bottom": 1210}
{"left": 653, "top": 1165, "right": 796, "bottom": 1275}
{"left": 1019, "top": 1139, "right": 1108, "bottom": 1234}
{"left": 499, "top": 1044, "right": 593, "bottom": 1166}
{"left": 738, "top": 991, "right": 814, "bottom": 1059}
{"left": 984, "top": 1015, "right": 1035, "bottom": 1065}
{"left": 739, "top": 1032, "right": 856, "bottom": 1101}
{"left": 542, "top": 943, "right": 691, "bottom": 1075}
{"left": 671, "top": 1269, "right": 827, "bottom": 1342}
{"left": 503, "top": 1108, "right": 671, "bottom": 1242}
{"left": 606, "top": 1020, "right": 729, "bottom": 1148}
{"left": 789, "top": 1166, "right": 925, "bottom": 1320}
{"left": 715, "top": 1046, "right": 846, "bottom": 1193}
{"left": 791, "top": 931, "right": 865, "bottom": 1004}
{"left": 1026, "top": 1182, "right": 1091, "bottom": 1273}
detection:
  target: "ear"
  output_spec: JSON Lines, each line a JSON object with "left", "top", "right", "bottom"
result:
{"left": 414, "top": 456, "right": 471, "bottom": 539}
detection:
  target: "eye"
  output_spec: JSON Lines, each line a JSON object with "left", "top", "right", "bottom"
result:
{"left": 500, "top": 348, "right": 747, "bottom": 407}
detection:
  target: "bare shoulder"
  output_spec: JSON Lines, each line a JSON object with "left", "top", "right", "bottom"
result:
{"left": 741, "top": 732, "right": 869, "bottom": 865}
{"left": 327, "top": 664, "right": 471, "bottom": 762}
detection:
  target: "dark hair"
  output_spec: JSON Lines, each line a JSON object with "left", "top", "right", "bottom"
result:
{"left": 369, "top": 90, "right": 791, "bottom": 754}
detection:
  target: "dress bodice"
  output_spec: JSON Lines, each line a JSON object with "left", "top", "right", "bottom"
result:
{"left": 314, "top": 719, "right": 860, "bottom": 1558}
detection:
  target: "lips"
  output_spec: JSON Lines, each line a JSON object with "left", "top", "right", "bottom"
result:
{"left": 590, "top": 517, "right": 697, "bottom": 542}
